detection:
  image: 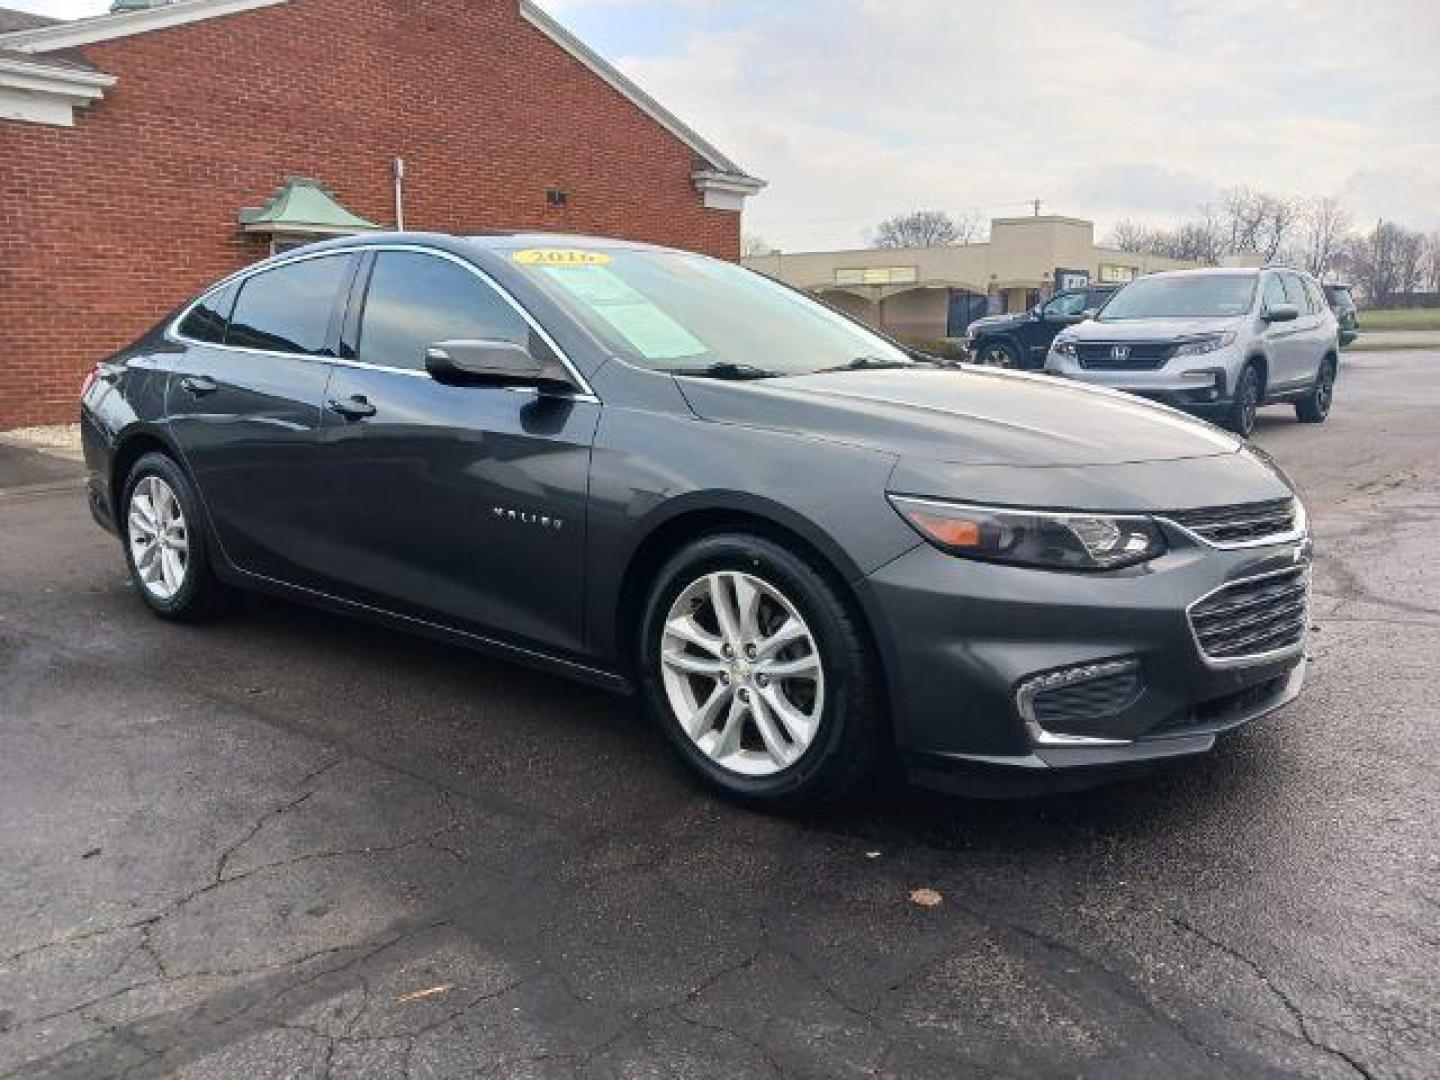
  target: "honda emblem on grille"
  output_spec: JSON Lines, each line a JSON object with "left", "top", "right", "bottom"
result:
{"left": 1111, "top": 344, "right": 1131, "bottom": 363}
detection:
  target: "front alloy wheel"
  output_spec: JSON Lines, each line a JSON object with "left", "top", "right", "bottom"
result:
{"left": 1225, "top": 364, "right": 1260, "bottom": 437}
{"left": 660, "top": 571, "right": 824, "bottom": 776}
{"left": 640, "top": 534, "right": 884, "bottom": 808}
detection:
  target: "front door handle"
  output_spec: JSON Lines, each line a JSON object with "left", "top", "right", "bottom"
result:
{"left": 179, "top": 375, "right": 219, "bottom": 397}
{"left": 327, "top": 395, "right": 377, "bottom": 421}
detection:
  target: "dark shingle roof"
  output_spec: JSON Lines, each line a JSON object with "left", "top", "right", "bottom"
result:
{"left": 0, "top": 7, "right": 59, "bottom": 34}
{"left": 0, "top": 8, "right": 99, "bottom": 72}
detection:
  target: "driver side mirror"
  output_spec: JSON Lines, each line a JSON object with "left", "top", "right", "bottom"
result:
{"left": 425, "top": 339, "right": 575, "bottom": 391}
{"left": 1081, "top": 307, "right": 1099, "bottom": 320}
{"left": 1263, "top": 303, "right": 1299, "bottom": 324}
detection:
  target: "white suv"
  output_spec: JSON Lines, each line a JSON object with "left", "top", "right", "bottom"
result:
{"left": 1045, "top": 267, "right": 1340, "bottom": 436}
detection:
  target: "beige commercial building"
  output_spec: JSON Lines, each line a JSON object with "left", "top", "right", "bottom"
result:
{"left": 744, "top": 215, "right": 1197, "bottom": 340}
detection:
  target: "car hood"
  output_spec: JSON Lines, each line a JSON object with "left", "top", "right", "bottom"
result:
{"left": 676, "top": 366, "right": 1242, "bottom": 468}
{"left": 966, "top": 312, "right": 1025, "bottom": 335}
{"left": 1066, "top": 316, "right": 1243, "bottom": 341}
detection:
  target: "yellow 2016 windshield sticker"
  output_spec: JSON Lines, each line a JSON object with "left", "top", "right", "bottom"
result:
{"left": 512, "top": 249, "right": 612, "bottom": 267}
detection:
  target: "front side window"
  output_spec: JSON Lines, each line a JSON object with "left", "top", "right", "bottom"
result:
{"left": 504, "top": 246, "right": 916, "bottom": 377}
{"left": 1261, "top": 273, "right": 1290, "bottom": 313}
{"left": 226, "top": 255, "right": 352, "bottom": 356}
{"left": 1044, "top": 292, "right": 1088, "bottom": 318}
{"left": 178, "top": 281, "right": 239, "bottom": 344}
{"left": 357, "top": 252, "right": 533, "bottom": 371}
{"left": 1100, "top": 274, "right": 1258, "bottom": 321}
{"left": 1285, "top": 273, "right": 1316, "bottom": 313}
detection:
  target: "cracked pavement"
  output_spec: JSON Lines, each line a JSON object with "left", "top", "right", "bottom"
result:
{"left": 1, "top": 350, "right": 1437, "bottom": 1078}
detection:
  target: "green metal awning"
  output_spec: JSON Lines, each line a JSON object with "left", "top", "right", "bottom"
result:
{"left": 239, "top": 177, "right": 381, "bottom": 237}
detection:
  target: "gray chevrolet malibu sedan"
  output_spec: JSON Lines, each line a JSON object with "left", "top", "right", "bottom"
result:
{"left": 81, "top": 233, "right": 1313, "bottom": 807}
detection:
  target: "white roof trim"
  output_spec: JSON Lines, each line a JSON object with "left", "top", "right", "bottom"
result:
{"left": 0, "top": 54, "right": 115, "bottom": 126}
{"left": 519, "top": 0, "right": 763, "bottom": 191}
{"left": 0, "top": 0, "right": 290, "bottom": 53}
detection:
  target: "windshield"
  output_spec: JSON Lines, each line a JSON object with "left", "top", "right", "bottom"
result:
{"left": 1099, "top": 274, "right": 1256, "bottom": 321}
{"left": 500, "top": 246, "right": 917, "bottom": 377}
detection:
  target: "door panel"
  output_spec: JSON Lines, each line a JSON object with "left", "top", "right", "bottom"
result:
{"left": 309, "top": 370, "right": 600, "bottom": 653}
{"left": 301, "top": 247, "right": 601, "bottom": 655}
{"left": 166, "top": 254, "right": 355, "bottom": 580}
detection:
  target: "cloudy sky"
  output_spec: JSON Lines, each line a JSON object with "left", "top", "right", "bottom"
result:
{"left": 11, "top": 0, "right": 1439, "bottom": 249}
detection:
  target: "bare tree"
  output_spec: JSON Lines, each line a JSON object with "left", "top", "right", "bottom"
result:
{"left": 1423, "top": 232, "right": 1440, "bottom": 293}
{"left": 952, "top": 210, "right": 987, "bottom": 244}
{"left": 1220, "top": 185, "right": 1297, "bottom": 262}
{"left": 1349, "top": 220, "right": 1419, "bottom": 304}
{"left": 1395, "top": 228, "right": 1426, "bottom": 294}
{"left": 871, "top": 210, "right": 963, "bottom": 249}
{"left": 1296, "top": 196, "right": 1353, "bottom": 279}
{"left": 741, "top": 234, "right": 775, "bottom": 258}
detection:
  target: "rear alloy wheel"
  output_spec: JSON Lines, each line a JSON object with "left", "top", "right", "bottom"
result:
{"left": 977, "top": 340, "right": 1020, "bottom": 369}
{"left": 640, "top": 534, "right": 884, "bottom": 808}
{"left": 1295, "top": 358, "right": 1336, "bottom": 423}
{"left": 122, "top": 452, "right": 223, "bottom": 620}
{"left": 1224, "top": 363, "right": 1261, "bottom": 437}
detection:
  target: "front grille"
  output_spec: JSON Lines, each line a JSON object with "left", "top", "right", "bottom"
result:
{"left": 1189, "top": 569, "right": 1309, "bottom": 662}
{"left": 1076, "top": 341, "right": 1174, "bottom": 370}
{"left": 1164, "top": 499, "right": 1298, "bottom": 546}
{"left": 1030, "top": 666, "right": 1143, "bottom": 728}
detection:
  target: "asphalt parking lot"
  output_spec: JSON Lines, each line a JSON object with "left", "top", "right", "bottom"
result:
{"left": 1, "top": 351, "right": 1437, "bottom": 1080}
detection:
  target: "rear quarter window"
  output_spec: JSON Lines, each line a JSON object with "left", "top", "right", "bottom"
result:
{"left": 226, "top": 255, "right": 354, "bottom": 356}
{"left": 177, "top": 281, "right": 239, "bottom": 344}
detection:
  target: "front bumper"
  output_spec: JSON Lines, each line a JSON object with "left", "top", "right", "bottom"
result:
{"left": 861, "top": 525, "right": 1310, "bottom": 796}
{"left": 1045, "top": 348, "right": 1243, "bottom": 412}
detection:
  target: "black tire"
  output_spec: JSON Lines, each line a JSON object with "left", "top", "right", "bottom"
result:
{"left": 1295, "top": 357, "right": 1336, "bottom": 423}
{"left": 638, "top": 533, "right": 886, "bottom": 809}
{"left": 120, "top": 451, "right": 224, "bottom": 621}
{"left": 976, "top": 339, "right": 1021, "bottom": 369}
{"left": 1222, "top": 362, "right": 1262, "bottom": 437}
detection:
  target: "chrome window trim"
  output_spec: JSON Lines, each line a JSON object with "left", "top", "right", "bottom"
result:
{"left": 1014, "top": 660, "right": 1139, "bottom": 747}
{"left": 165, "top": 242, "right": 600, "bottom": 401}
{"left": 1185, "top": 565, "right": 1310, "bottom": 670}
{"left": 1157, "top": 499, "right": 1307, "bottom": 551}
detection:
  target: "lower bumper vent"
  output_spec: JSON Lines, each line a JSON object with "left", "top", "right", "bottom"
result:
{"left": 1017, "top": 660, "right": 1143, "bottom": 747}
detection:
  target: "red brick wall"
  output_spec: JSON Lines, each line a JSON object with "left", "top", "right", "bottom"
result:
{"left": 0, "top": 0, "right": 744, "bottom": 427}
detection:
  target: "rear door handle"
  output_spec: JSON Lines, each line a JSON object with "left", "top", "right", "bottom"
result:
{"left": 180, "top": 375, "right": 219, "bottom": 397}
{"left": 327, "top": 395, "right": 377, "bottom": 421}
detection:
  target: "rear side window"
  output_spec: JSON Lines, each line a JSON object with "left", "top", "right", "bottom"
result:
{"left": 356, "top": 251, "right": 534, "bottom": 371}
{"left": 177, "top": 281, "right": 238, "bottom": 344}
{"left": 226, "top": 255, "right": 352, "bottom": 356}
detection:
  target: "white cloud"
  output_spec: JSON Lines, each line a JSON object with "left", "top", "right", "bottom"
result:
{"left": 540, "top": 0, "right": 1440, "bottom": 247}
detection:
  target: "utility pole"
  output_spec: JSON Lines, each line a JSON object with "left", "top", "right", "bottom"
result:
{"left": 1031, "top": 198, "right": 1043, "bottom": 217}
{"left": 393, "top": 156, "right": 407, "bottom": 231}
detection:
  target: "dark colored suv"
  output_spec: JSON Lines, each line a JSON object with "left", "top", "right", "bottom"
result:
{"left": 964, "top": 285, "right": 1118, "bottom": 369}
{"left": 81, "top": 233, "right": 1312, "bottom": 807}
{"left": 1322, "top": 284, "right": 1359, "bottom": 347}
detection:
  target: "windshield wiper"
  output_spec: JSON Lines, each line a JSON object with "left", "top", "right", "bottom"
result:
{"left": 814, "top": 355, "right": 922, "bottom": 374}
{"left": 668, "top": 362, "right": 781, "bottom": 381}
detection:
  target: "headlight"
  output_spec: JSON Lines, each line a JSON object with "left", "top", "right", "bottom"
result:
{"left": 1052, "top": 338, "right": 1078, "bottom": 359}
{"left": 1173, "top": 331, "right": 1236, "bottom": 357}
{"left": 888, "top": 496, "right": 1166, "bottom": 570}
